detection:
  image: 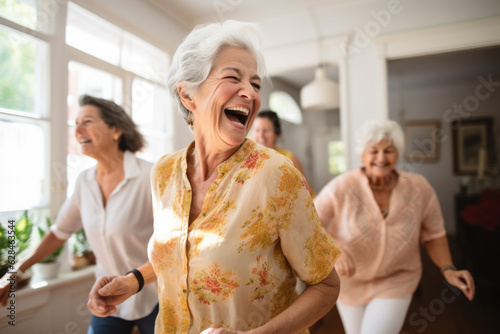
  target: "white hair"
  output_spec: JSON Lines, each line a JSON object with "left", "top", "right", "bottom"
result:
{"left": 355, "top": 119, "right": 405, "bottom": 156}
{"left": 166, "top": 20, "right": 268, "bottom": 123}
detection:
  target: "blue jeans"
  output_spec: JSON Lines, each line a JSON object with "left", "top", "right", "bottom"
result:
{"left": 88, "top": 304, "right": 158, "bottom": 334}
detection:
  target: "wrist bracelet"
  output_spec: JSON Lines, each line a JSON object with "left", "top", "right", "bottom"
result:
{"left": 126, "top": 269, "right": 144, "bottom": 293}
{"left": 440, "top": 264, "right": 457, "bottom": 275}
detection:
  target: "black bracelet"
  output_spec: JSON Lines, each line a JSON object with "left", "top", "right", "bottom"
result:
{"left": 126, "top": 269, "right": 144, "bottom": 293}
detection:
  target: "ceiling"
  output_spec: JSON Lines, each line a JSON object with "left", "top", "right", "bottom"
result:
{"left": 141, "top": 0, "right": 369, "bottom": 88}
{"left": 140, "top": 0, "right": 500, "bottom": 89}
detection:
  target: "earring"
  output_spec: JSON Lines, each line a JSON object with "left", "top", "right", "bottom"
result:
{"left": 187, "top": 111, "right": 194, "bottom": 126}
{"left": 114, "top": 135, "right": 119, "bottom": 141}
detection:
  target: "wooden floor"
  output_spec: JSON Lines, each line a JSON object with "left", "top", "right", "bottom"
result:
{"left": 310, "top": 240, "right": 500, "bottom": 334}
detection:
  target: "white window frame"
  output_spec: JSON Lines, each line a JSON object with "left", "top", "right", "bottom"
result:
{"left": 1, "top": 0, "right": 172, "bottom": 222}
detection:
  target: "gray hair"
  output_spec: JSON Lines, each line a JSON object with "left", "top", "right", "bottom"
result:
{"left": 355, "top": 119, "right": 405, "bottom": 156}
{"left": 166, "top": 20, "right": 267, "bottom": 124}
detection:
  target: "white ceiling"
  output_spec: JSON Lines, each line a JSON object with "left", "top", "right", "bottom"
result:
{"left": 141, "top": 0, "right": 365, "bottom": 88}
{"left": 140, "top": 0, "right": 500, "bottom": 89}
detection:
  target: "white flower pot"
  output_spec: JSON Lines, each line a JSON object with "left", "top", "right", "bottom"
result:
{"left": 33, "top": 261, "right": 61, "bottom": 281}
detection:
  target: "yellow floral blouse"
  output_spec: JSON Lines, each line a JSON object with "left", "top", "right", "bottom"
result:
{"left": 148, "top": 139, "right": 340, "bottom": 334}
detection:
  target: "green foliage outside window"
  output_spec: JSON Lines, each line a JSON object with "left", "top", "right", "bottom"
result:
{"left": 328, "top": 141, "right": 346, "bottom": 175}
{"left": 0, "top": 0, "right": 36, "bottom": 112}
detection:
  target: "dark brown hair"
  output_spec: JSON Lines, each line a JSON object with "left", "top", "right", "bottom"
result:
{"left": 256, "top": 110, "right": 282, "bottom": 134}
{"left": 79, "top": 95, "right": 145, "bottom": 152}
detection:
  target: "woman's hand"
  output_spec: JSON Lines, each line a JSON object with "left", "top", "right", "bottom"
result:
{"left": 443, "top": 269, "right": 475, "bottom": 301}
{"left": 335, "top": 252, "right": 355, "bottom": 277}
{"left": 87, "top": 274, "right": 138, "bottom": 317}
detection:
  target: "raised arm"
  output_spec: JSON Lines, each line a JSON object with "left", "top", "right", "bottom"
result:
{"left": 87, "top": 261, "right": 157, "bottom": 317}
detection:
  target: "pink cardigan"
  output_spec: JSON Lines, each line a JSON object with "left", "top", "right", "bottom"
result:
{"left": 314, "top": 168, "right": 446, "bottom": 305}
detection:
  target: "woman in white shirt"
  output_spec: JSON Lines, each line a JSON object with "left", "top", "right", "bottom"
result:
{"left": 0, "top": 95, "right": 158, "bottom": 334}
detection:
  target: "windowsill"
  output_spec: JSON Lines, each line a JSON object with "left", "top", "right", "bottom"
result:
{"left": 17, "top": 265, "right": 95, "bottom": 298}
{"left": 1, "top": 265, "right": 96, "bottom": 329}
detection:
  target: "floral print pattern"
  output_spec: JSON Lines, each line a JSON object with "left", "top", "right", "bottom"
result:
{"left": 149, "top": 139, "right": 339, "bottom": 333}
{"left": 247, "top": 255, "right": 279, "bottom": 301}
{"left": 191, "top": 263, "right": 240, "bottom": 304}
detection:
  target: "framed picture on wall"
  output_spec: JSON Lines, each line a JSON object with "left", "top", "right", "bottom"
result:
{"left": 404, "top": 121, "right": 440, "bottom": 162}
{"left": 451, "top": 117, "right": 496, "bottom": 175}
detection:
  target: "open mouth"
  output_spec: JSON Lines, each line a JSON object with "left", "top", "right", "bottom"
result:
{"left": 80, "top": 140, "right": 91, "bottom": 144}
{"left": 224, "top": 107, "right": 249, "bottom": 127}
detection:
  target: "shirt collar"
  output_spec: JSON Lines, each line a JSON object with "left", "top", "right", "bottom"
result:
{"left": 180, "top": 139, "right": 256, "bottom": 176}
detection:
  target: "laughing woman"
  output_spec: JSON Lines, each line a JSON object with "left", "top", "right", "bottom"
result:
{"left": 0, "top": 95, "right": 158, "bottom": 334}
{"left": 87, "top": 20, "right": 340, "bottom": 334}
{"left": 314, "top": 119, "right": 475, "bottom": 334}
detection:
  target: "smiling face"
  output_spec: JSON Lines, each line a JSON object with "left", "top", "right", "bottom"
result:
{"left": 252, "top": 117, "right": 279, "bottom": 149}
{"left": 361, "top": 138, "right": 398, "bottom": 179}
{"left": 180, "top": 46, "right": 262, "bottom": 152}
{"left": 75, "top": 105, "right": 122, "bottom": 159}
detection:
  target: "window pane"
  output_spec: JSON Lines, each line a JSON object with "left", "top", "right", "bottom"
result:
{"left": 0, "top": 120, "right": 46, "bottom": 211}
{"left": 66, "top": 2, "right": 121, "bottom": 65}
{"left": 68, "top": 61, "right": 122, "bottom": 122}
{"left": 0, "top": 26, "right": 48, "bottom": 115}
{"left": 269, "top": 91, "right": 303, "bottom": 124}
{"left": 328, "top": 141, "right": 346, "bottom": 175}
{"left": 132, "top": 78, "right": 172, "bottom": 162}
{"left": 0, "top": 0, "right": 57, "bottom": 34}
{"left": 122, "top": 32, "right": 169, "bottom": 79}
{"left": 0, "top": 0, "right": 36, "bottom": 29}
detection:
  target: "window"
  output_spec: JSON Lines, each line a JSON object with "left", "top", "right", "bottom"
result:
{"left": 0, "top": 0, "right": 53, "bottom": 34}
{"left": 0, "top": 0, "right": 172, "bottom": 218}
{"left": 0, "top": 3, "right": 50, "bottom": 213}
{"left": 328, "top": 141, "right": 346, "bottom": 175}
{"left": 269, "top": 91, "right": 303, "bottom": 124}
{"left": 132, "top": 79, "right": 173, "bottom": 162}
{"left": 65, "top": 3, "right": 172, "bottom": 195}
{"left": 66, "top": 2, "right": 121, "bottom": 65}
{"left": 0, "top": 120, "right": 47, "bottom": 211}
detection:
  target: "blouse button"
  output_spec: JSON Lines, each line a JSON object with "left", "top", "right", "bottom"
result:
{"left": 202, "top": 213, "right": 206, "bottom": 216}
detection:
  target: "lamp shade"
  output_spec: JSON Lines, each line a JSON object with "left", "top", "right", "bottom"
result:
{"left": 300, "top": 67, "right": 339, "bottom": 111}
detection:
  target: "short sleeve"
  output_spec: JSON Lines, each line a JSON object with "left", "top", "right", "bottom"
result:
{"left": 275, "top": 162, "right": 340, "bottom": 284}
{"left": 51, "top": 178, "right": 83, "bottom": 240}
{"left": 419, "top": 179, "right": 447, "bottom": 243}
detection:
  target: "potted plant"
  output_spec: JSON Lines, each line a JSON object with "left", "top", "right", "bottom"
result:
{"left": 0, "top": 211, "right": 35, "bottom": 286}
{"left": 32, "top": 217, "right": 64, "bottom": 280}
{"left": 0, "top": 224, "right": 11, "bottom": 278}
{"left": 71, "top": 228, "right": 95, "bottom": 270}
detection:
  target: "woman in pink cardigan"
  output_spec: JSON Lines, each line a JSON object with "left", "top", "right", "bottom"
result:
{"left": 314, "top": 119, "right": 475, "bottom": 334}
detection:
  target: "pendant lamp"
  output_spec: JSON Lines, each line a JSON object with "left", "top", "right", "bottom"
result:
{"left": 300, "top": 66, "right": 339, "bottom": 111}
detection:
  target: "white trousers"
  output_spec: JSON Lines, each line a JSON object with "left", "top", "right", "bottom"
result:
{"left": 337, "top": 297, "right": 412, "bottom": 334}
